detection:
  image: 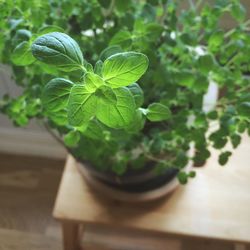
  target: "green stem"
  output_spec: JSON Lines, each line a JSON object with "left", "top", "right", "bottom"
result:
{"left": 225, "top": 19, "right": 250, "bottom": 38}
{"left": 237, "top": 85, "right": 250, "bottom": 93}
{"left": 225, "top": 53, "right": 241, "bottom": 67}
{"left": 102, "top": 0, "right": 115, "bottom": 18}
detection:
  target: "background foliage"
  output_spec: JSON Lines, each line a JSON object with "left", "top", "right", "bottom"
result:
{"left": 0, "top": 0, "right": 250, "bottom": 183}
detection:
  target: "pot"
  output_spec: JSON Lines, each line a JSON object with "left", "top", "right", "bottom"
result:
{"left": 76, "top": 145, "right": 194, "bottom": 202}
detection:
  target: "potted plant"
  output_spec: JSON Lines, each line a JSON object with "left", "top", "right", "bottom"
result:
{"left": 1, "top": 0, "right": 249, "bottom": 201}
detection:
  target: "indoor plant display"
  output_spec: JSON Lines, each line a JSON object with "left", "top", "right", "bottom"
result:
{"left": 1, "top": 0, "right": 250, "bottom": 200}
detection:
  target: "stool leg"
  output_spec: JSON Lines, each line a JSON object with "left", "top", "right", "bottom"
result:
{"left": 62, "top": 221, "right": 79, "bottom": 250}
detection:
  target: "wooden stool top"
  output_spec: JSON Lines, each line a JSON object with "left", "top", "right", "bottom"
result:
{"left": 53, "top": 134, "right": 250, "bottom": 244}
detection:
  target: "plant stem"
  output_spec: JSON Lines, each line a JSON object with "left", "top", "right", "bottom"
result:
{"left": 225, "top": 53, "right": 241, "bottom": 67}
{"left": 101, "top": 0, "right": 115, "bottom": 18}
{"left": 225, "top": 19, "right": 250, "bottom": 38}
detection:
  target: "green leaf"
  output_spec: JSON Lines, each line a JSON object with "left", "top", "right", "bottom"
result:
{"left": 197, "top": 54, "right": 216, "bottom": 74}
{"left": 96, "top": 87, "right": 136, "bottom": 129}
{"left": 64, "top": 130, "right": 80, "bottom": 147}
{"left": 100, "top": 45, "right": 123, "bottom": 61}
{"left": 110, "top": 31, "right": 132, "bottom": 49}
{"left": 193, "top": 148, "right": 211, "bottom": 166}
{"left": 213, "top": 137, "right": 227, "bottom": 149}
{"left": 237, "top": 102, "right": 250, "bottom": 117}
{"left": 11, "top": 41, "right": 35, "bottom": 66}
{"left": 193, "top": 75, "right": 209, "bottom": 93}
{"left": 68, "top": 85, "right": 97, "bottom": 126}
{"left": 208, "top": 30, "right": 224, "bottom": 51}
{"left": 126, "top": 109, "right": 145, "bottom": 133}
{"left": 218, "top": 151, "right": 232, "bottom": 166}
{"left": 102, "top": 52, "right": 148, "bottom": 88}
{"left": 15, "top": 114, "right": 28, "bottom": 127}
{"left": 83, "top": 61, "right": 94, "bottom": 73}
{"left": 126, "top": 83, "right": 144, "bottom": 107}
{"left": 189, "top": 171, "right": 196, "bottom": 178}
{"left": 133, "top": 21, "right": 163, "bottom": 44}
{"left": 177, "top": 171, "right": 188, "bottom": 184}
{"left": 31, "top": 32, "right": 83, "bottom": 72}
{"left": 238, "top": 121, "right": 247, "bottom": 133}
{"left": 175, "top": 70, "right": 194, "bottom": 87}
{"left": 143, "top": 23, "right": 164, "bottom": 42}
{"left": 38, "top": 62, "right": 59, "bottom": 75}
{"left": 81, "top": 119, "right": 107, "bottom": 140}
{"left": 112, "top": 159, "right": 128, "bottom": 175}
{"left": 207, "top": 110, "right": 218, "bottom": 120}
{"left": 48, "top": 109, "right": 68, "bottom": 126}
{"left": 84, "top": 72, "right": 104, "bottom": 92}
{"left": 141, "top": 3, "right": 156, "bottom": 22}
{"left": 42, "top": 78, "right": 73, "bottom": 112}
{"left": 146, "top": 103, "right": 171, "bottom": 122}
{"left": 115, "top": 0, "right": 132, "bottom": 12}
{"left": 230, "top": 134, "right": 241, "bottom": 148}
{"left": 231, "top": 3, "right": 246, "bottom": 22}
{"left": 12, "top": 29, "right": 32, "bottom": 46}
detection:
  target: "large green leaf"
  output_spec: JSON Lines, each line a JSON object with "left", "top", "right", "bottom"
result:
{"left": 11, "top": 41, "right": 35, "bottom": 66}
{"left": 68, "top": 84, "right": 97, "bottom": 126}
{"left": 31, "top": 32, "right": 83, "bottom": 72}
{"left": 102, "top": 52, "right": 149, "bottom": 88}
{"left": 96, "top": 87, "right": 136, "bottom": 129}
{"left": 146, "top": 103, "right": 171, "bottom": 121}
{"left": 42, "top": 78, "right": 73, "bottom": 112}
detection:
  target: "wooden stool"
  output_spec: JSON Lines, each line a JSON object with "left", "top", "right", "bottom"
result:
{"left": 53, "top": 134, "right": 250, "bottom": 250}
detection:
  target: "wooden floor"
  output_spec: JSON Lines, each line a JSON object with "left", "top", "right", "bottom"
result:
{"left": 0, "top": 153, "right": 64, "bottom": 250}
{"left": 0, "top": 153, "right": 247, "bottom": 250}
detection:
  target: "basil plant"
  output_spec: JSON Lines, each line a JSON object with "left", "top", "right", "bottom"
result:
{"left": 1, "top": 0, "right": 250, "bottom": 184}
